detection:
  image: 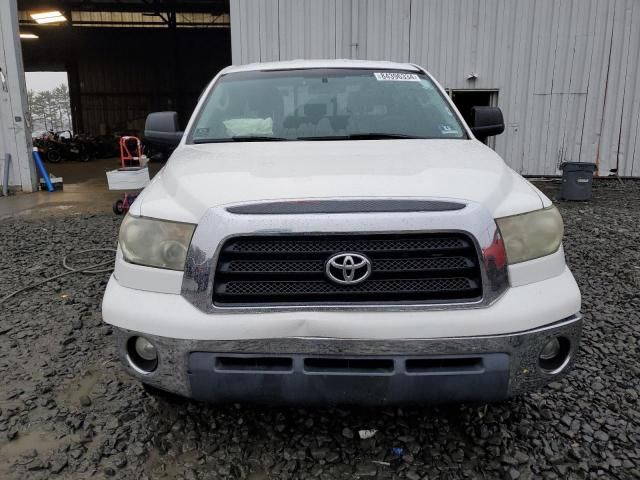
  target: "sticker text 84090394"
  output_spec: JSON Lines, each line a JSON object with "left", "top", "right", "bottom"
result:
{"left": 373, "top": 72, "right": 420, "bottom": 82}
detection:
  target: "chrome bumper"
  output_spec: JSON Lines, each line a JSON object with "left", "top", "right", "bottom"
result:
{"left": 114, "top": 315, "right": 582, "bottom": 405}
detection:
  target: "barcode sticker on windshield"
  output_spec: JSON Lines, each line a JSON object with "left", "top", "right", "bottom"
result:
{"left": 374, "top": 72, "right": 420, "bottom": 82}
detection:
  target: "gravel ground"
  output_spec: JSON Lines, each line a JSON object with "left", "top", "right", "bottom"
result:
{"left": 0, "top": 180, "right": 639, "bottom": 480}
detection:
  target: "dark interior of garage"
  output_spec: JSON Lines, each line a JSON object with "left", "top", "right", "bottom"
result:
{"left": 19, "top": 0, "right": 231, "bottom": 137}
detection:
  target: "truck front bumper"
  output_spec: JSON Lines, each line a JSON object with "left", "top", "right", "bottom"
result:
{"left": 113, "top": 315, "right": 581, "bottom": 405}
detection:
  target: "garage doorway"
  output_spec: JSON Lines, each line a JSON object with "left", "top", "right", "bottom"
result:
{"left": 449, "top": 90, "right": 499, "bottom": 147}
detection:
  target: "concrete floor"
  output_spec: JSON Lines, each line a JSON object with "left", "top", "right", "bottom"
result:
{"left": 0, "top": 158, "right": 162, "bottom": 218}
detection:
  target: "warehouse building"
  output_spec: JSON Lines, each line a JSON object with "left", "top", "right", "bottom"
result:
{"left": 1, "top": 0, "right": 640, "bottom": 193}
{"left": 231, "top": 0, "right": 640, "bottom": 178}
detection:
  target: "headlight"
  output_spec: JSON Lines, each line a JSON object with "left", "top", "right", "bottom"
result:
{"left": 119, "top": 214, "right": 195, "bottom": 270}
{"left": 495, "top": 206, "right": 563, "bottom": 264}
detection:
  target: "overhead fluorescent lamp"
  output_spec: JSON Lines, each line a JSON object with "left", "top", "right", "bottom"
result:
{"left": 31, "top": 10, "right": 62, "bottom": 20}
{"left": 20, "top": 33, "right": 39, "bottom": 39}
{"left": 30, "top": 11, "right": 67, "bottom": 24}
{"left": 34, "top": 16, "right": 66, "bottom": 24}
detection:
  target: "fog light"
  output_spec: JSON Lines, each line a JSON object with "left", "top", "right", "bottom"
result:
{"left": 538, "top": 336, "right": 571, "bottom": 374}
{"left": 126, "top": 336, "right": 158, "bottom": 373}
{"left": 539, "top": 338, "right": 561, "bottom": 360}
{"left": 135, "top": 337, "right": 157, "bottom": 361}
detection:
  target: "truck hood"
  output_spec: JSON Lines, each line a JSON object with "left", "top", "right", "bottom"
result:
{"left": 137, "top": 139, "right": 546, "bottom": 223}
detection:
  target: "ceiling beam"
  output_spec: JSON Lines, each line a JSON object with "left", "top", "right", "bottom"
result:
{"left": 18, "top": 0, "right": 229, "bottom": 15}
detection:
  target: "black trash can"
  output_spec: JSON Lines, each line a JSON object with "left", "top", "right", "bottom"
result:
{"left": 558, "top": 162, "right": 597, "bottom": 201}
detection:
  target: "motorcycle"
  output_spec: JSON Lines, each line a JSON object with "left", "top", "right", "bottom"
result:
{"left": 42, "top": 130, "right": 94, "bottom": 163}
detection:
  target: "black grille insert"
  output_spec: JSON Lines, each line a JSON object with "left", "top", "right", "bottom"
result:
{"left": 304, "top": 358, "right": 394, "bottom": 374}
{"left": 215, "top": 356, "right": 293, "bottom": 372}
{"left": 405, "top": 357, "right": 483, "bottom": 373}
{"left": 213, "top": 233, "right": 482, "bottom": 305}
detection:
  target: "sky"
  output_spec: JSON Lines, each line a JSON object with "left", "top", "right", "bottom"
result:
{"left": 25, "top": 71, "right": 68, "bottom": 93}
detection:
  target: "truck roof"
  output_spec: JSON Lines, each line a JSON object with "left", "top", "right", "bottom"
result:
{"left": 221, "top": 59, "right": 421, "bottom": 74}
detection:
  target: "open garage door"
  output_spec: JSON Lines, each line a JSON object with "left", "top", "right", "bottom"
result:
{"left": 18, "top": 1, "right": 230, "bottom": 139}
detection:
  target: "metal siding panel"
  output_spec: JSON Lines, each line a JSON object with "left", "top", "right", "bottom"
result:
{"left": 355, "top": 0, "right": 366, "bottom": 59}
{"left": 423, "top": 0, "right": 433, "bottom": 76}
{"left": 274, "top": 0, "right": 338, "bottom": 60}
{"left": 358, "top": 0, "right": 369, "bottom": 59}
{"left": 229, "top": 0, "right": 640, "bottom": 175}
{"left": 503, "top": 0, "right": 533, "bottom": 174}
{"left": 432, "top": 1, "right": 444, "bottom": 80}
{"left": 234, "top": 0, "right": 247, "bottom": 63}
{"left": 231, "top": 0, "right": 244, "bottom": 63}
{"left": 560, "top": 5, "right": 586, "bottom": 169}
{"left": 247, "top": 0, "right": 262, "bottom": 62}
{"left": 328, "top": 0, "right": 337, "bottom": 58}
{"left": 244, "top": 1, "right": 253, "bottom": 63}
{"left": 562, "top": 5, "right": 593, "bottom": 167}
{"left": 520, "top": 0, "right": 546, "bottom": 175}
{"left": 361, "top": 0, "right": 410, "bottom": 62}
{"left": 533, "top": 0, "right": 557, "bottom": 95}
{"left": 542, "top": 1, "right": 573, "bottom": 173}
{"left": 408, "top": 0, "right": 423, "bottom": 67}
{"left": 321, "top": 0, "right": 337, "bottom": 58}
{"left": 307, "top": 0, "right": 317, "bottom": 57}
{"left": 335, "top": 0, "right": 352, "bottom": 58}
{"left": 500, "top": 0, "right": 521, "bottom": 171}
{"left": 259, "top": 0, "right": 279, "bottom": 62}
{"left": 458, "top": 1, "right": 472, "bottom": 86}
{"left": 597, "top": 0, "right": 631, "bottom": 175}
{"left": 579, "top": 0, "right": 614, "bottom": 172}
{"left": 442, "top": 1, "right": 453, "bottom": 83}
{"left": 278, "top": 0, "right": 291, "bottom": 60}
{"left": 475, "top": 0, "right": 495, "bottom": 89}
{"left": 627, "top": 1, "right": 640, "bottom": 176}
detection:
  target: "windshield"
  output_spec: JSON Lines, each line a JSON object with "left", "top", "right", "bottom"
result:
{"left": 189, "top": 68, "right": 467, "bottom": 143}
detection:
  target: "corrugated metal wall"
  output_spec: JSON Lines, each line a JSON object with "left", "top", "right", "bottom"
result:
{"left": 230, "top": 0, "right": 640, "bottom": 176}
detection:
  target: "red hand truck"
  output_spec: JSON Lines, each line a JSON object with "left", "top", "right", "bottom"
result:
{"left": 110, "top": 136, "right": 148, "bottom": 214}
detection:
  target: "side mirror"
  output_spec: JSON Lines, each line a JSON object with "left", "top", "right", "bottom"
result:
{"left": 470, "top": 106, "right": 504, "bottom": 138}
{"left": 144, "top": 111, "right": 183, "bottom": 147}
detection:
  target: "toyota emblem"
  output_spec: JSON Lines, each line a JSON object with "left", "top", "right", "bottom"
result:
{"left": 325, "top": 253, "right": 372, "bottom": 285}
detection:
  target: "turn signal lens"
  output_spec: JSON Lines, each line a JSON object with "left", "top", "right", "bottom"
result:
{"left": 495, "top": 206, "right": 564, "bottom": 264}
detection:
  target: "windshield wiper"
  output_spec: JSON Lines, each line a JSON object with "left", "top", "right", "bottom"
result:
{"left": 297, "top": 133, "right": 427, "bottom": 141}
{"left": 194, "top": 136, "right": 289, "bottom": 144}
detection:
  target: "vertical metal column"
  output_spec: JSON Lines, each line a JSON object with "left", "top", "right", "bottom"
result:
{"left": 0, "top": 0, "right": 36, "bottom": 193}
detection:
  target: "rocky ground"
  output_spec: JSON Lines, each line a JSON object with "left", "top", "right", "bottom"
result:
{"left": 0, "top": 180, "right": 639, "bottom": 479}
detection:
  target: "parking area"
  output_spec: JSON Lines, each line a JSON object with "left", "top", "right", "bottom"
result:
{"left": 0, "top": 180, "right": 638, "bottom": 480}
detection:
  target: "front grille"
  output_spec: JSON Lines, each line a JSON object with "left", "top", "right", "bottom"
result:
{"left": 213, "top": 233, "right": 482, "bottom": 305}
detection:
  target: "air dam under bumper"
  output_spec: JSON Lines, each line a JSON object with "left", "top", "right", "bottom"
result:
{"left": 114, "top": 315, "right": 581, "bottom": 405}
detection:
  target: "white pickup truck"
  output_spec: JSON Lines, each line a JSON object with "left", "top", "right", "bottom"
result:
{"left": 102, "top": 60, "right": 581, "bottom": 405}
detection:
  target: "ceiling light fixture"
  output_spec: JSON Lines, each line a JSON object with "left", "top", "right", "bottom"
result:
{"left": 20, "top": 33, "right": 39, "bottom": 39}
{"left": 30, "top": 10, "right": 67, "bottom": 24}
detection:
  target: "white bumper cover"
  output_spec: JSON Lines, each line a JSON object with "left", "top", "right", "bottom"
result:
{"left": 102, "top": 265, "right": 580, "bottom": 341}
